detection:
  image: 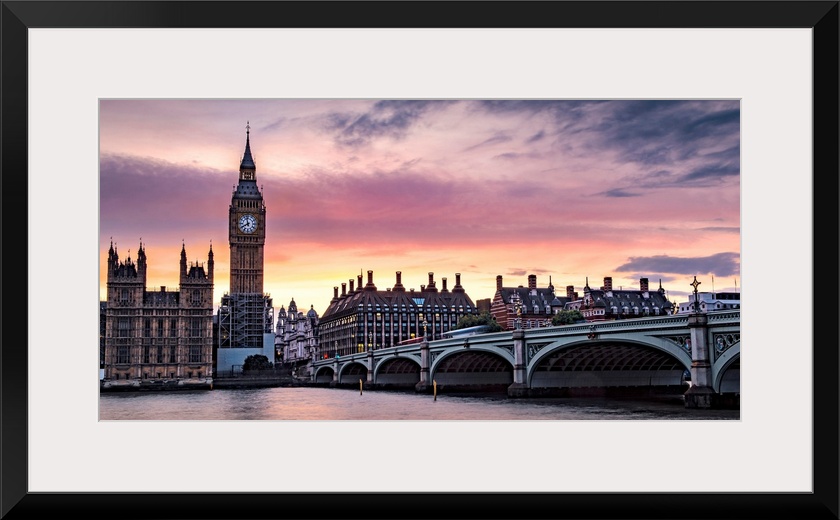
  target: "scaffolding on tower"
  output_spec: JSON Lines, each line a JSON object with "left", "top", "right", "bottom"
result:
{"left": 217, "top": 292, "right": 274, "bottom": 349}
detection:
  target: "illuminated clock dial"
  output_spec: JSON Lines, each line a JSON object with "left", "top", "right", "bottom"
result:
{"left": 238, "top": 214, "right": 257, "bottom": 234}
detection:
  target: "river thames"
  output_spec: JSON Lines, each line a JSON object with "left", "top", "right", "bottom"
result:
{"left": 99, "top": 386, "right": 739, "bottom": 420}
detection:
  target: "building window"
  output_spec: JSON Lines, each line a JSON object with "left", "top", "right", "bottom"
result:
{"left": 143, "top": 346, "right": 150, "bottom": 363}
{"left": 189, "top": 345, "right": 202, "bottom": 363}
{"left": 189, "top": 318, "right": 202, "bottom": 338}
{"left": 117, "top": 318, "right": 131, "bottom": 338}
{"left": 117, "top": 345, "right": 130, "bottom": 364}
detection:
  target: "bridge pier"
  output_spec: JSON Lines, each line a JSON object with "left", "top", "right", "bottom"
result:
{"left": 684, "top": 313, "right": 718, "bottom": 408}
{"left": 414, "top": 339, "right": 432, "bottom": 393}
{"left": 507, "top": 329, "right": 530, "bottom": 397}
{"left": 329, "top": 359, "right": 339, "bottom": 388}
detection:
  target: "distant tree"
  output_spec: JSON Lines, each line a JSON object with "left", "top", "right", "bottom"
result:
{"left": 455, "top": 311, "right": 502, "bottom": 332}
{"left": 551, "top": 310, "right": 585, "bottom": 326}
{"left": 242, "top": 354, "right": 273, "bottom": 371}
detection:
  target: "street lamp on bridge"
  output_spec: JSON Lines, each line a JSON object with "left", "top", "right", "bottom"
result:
{"left": 690, "top": 276, "right": 702, "bottom": 313}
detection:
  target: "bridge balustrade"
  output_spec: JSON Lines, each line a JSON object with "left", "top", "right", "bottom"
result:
{"left": 310, "top": 311, "right": 739, "bottom": 407}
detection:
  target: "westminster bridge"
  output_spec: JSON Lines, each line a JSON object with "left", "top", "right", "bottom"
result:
{"left": 310, "top": 311, "right": 740, "bottom": 408}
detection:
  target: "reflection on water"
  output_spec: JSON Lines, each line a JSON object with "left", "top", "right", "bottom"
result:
{"left": 99, "top": 387, "right": 740, "bottom": 421}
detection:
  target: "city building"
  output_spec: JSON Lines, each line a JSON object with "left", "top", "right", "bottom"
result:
{"left": 575, "top": 276, "right": 675, "bottom": 321}
{"left": 318, "top": 270, "right": 478, "bottom": 358}
{"left": 491, "top": 274, "right": 572, "bottom": 330}
{"left": 274, "top": 298, "right": 320, "bottom": 371}
{"left": 100, "top": 301, "right": 106, "bottom": 379}
{"left": 101, "top": 240, "right": 215, "bottom": 390}
{"left": 216, "top": 124, "right": 275, "bottom": 374}
{"left": 675, "top": 291, "right": 740, "bottom": 314}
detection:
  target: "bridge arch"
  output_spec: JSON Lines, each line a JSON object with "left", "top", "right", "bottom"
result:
{"left": 713, "top": 342, "right": 740, "bottom": 394}
{"left": 430, "top": 347, "right": 514, "bottom": 387}
{"left": 373, "top": 355, "right": 421, "bottom": 387}
{"left": 337, "top": 361, "right": 368, "bottom": 384}
{"left": 528, "top": 338, "right": 690, "bottom": 391}
{"left": 312, "top": 365, "right": 334, "bottom": 384}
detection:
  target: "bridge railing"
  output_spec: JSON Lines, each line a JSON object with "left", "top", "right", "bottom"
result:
{"left": 311, "top": 311, "right": 740, "bottom": 367}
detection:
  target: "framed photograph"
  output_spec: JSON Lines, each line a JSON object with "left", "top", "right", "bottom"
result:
{"left": 4, "top": 1, "right": 837, "bottom": 518}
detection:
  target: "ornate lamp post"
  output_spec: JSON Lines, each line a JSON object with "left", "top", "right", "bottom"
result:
{"left": 690, "top": 276, "right": 702, "bottom": 313}
{"left": 422, "top": 319, "right": 428, "bottom": 339}
{"left": 514, "top": 299, "right": 523, "bottom": 330}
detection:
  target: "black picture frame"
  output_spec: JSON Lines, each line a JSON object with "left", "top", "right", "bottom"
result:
{"left": 2, "top": 1, "right": 837, "bottom": 519}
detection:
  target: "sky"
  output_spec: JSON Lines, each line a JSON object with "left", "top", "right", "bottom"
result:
{"left": 99, "top": 99, "right": 740, "bottom": 317}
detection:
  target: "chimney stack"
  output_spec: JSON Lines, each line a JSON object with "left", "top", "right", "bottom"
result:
{"left": 442, "top": 277, "right": 448, "bottom": 291}
{"left": 393, "top": 271, "right": 405, "bottom": 291}
{"left": 357, "top": 274, "right": 363, "bottom": 290}
{"left": 640, "top": 277, "right": 649, "bottom": 292}
{"left": 528, "top": 274, "right": 537, "bottom": 290}
{"left": 341, "top": 283, "right": 347, "bottom": 296}
{"left": 333, "top": 286, "right": 339, "bottom": 300}
{"left": 426, "top": 272, "right": 437, "bottom": 292}
{"left": 496, "top": 275, "right": 503, "bottom": 291}
{"left": 566, "top": 285, "right": 575, "bottom": 299}
{"left": 603, "top": 276, "right": 613, "bottom": 291}
{"left": 349, "top": 279, "right": 354, "bottom": 293}
{"left": 453, "top": 273, "right": 464, "bottom": 293}
{"left": 365, "top": 270, "right": 376, "bottom": 290}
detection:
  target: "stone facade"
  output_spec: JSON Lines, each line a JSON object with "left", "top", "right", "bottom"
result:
{"left": 101, "top": 241, "right": 215, "bottom": 389}
{"left": 275, "top": 299, "right": 320, "bottom": 367}
{"left": 491, "top": 274, "right": 572, "bottom": 330}
{"left": 575, "top": 276, "right": 675, "bottom": 321}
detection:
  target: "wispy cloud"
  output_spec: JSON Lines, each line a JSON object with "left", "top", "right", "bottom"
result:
{"left": 614, "top": 252, "right": 740, "bottom": 277}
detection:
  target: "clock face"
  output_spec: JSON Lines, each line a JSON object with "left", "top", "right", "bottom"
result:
{"left": 238, "top": 214, "right": 257, "bottom": 234}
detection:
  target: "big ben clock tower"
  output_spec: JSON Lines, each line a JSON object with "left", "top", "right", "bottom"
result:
{"left": 229, "top": 122, "right": 266, "bottom": 295}
{"left": 218, "top": 122, "right": 274, "bottom": 355}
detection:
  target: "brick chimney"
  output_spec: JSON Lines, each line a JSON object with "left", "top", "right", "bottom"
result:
{"left": 441, "top": 277, "right": 448, "bottom": 292}
{"left": 349, "top": 279, "right": 354, "bottom": 293}
{"left": 640, "top": 277, "right": 649, "bottom": 292}
{"left": 496, "top": 275, "right": 503, "bottom": 291}
{"left": 566, "top": 285, "right": 575, "bottom": 299}
{"left": 341, "top": 283, "right": 347, "bottom": 296}
{"left": 427, "top": 272, "right": 437, "bottom": 291}
{"left": 365, "top": 270, "right": 376, "bottom": 290}
{"left": 528, "top": 274, "right": 537, "bottom": 290}
{"left": 453, "top": 273, "right": 465, "bottom": 292}
{"left": 603, "top": 276, "right": 613, "bottom": 291}
{"left": 333, "top": 286, "right": 339, "bottom": 300}
{"left": 393, "top": 271, "right": 405, "bottom": 291}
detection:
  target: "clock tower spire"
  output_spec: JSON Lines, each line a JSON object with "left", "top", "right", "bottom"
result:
{"left": 228, "top": 122, "right": 266, "bottom": 295}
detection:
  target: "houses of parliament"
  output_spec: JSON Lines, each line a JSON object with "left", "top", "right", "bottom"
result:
{"left": 101, "top": 124, "right": 274, "bottom": 389}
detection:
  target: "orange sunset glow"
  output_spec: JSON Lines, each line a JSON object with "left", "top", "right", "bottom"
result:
{"left": 99, "top": 99, "right": 740, "bottom": 315}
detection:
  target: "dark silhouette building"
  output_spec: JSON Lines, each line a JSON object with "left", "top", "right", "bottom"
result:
{"left": 318, "top": 270, "right": 479, "bottom": 357}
